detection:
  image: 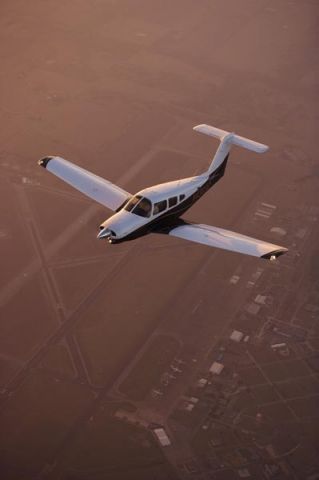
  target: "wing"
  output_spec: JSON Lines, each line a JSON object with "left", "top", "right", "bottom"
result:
{"left": 165, "top": 223, "right": 288, "bottom": 260}
{"left": 38, "top": 156, "right": 130, "bottom": 211}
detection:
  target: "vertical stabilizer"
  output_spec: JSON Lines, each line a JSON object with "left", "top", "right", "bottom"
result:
{"left": 193, "top": 124, "right": 269, "bottom": 175}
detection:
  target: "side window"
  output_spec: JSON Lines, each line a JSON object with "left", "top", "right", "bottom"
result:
{"left": 179, "top": 194, "right": 185, "bottom": 202}
{"left": 168, "top": 196, "right": 177, "bottom": 208}
{"left": 153, "top": 200, "right": 167, "bottom": 215}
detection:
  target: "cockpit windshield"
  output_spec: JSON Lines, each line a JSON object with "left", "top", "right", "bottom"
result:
{"left": 124, "top": 195, "right": 141, "bottom": 212}
{"left": 124, "top": 195, "right": 152, "bottom": 218}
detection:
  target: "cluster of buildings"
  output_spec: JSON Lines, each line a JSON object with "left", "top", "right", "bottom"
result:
{"left": 114, "top": 201, "right": 319, "bottom": 479}
{"left": 169, "top": 203, "right": 319, "bottom": 478}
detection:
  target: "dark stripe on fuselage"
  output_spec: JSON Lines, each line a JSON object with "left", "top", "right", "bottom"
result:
{"left": 110, "top": 154, "right": 229, "bottom": 243}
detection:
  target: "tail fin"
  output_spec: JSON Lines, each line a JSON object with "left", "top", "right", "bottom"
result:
{"left": 194, "top": 124, "right": 269, "bottom": 175}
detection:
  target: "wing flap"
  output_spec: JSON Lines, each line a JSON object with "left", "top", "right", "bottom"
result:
{"left": 38, "top": 156, "right": 130, "bottom": 211}
{"left": 167, "top": 223, "right": 287, "bottom": 260}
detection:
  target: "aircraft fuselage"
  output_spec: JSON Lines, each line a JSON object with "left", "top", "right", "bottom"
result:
{"left": 98, "top": 155, "right": 228, "bottom": 243}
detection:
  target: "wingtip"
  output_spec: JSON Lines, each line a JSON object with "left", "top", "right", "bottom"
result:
{"left": 38, "top": 156, "right": 54, "bottom": 168}
{"left": 261, "top": 248, "right": 288, "bottom": 261}
{"left": 193, "top": 124, "right": 206, "bottom": 131}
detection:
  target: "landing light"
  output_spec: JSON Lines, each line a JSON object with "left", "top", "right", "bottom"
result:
{"left": 97, "top": 227, "right": 112, "bottom": 240}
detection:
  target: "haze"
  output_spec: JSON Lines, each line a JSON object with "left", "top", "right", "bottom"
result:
{"left": 0, "top": 1, "right": 318, "bottom": 479}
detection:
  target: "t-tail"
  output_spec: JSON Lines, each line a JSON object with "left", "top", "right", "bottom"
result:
{"left": 193, "top": 124, "right": 269, "bottom": 175}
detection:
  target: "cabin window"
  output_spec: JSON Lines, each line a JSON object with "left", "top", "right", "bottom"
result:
{"left": 153, "top": 200, "right": 167, "bottom": 215}
{"left": 179, "top": 194, "right": 185, "bottom": 202}
{"left": 132, "top": 197, "right": 152, "bottom": 217}
{"left": 168, "top": 196, "right": 177, "bottom": 208}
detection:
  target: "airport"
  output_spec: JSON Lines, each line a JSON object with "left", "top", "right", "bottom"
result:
{"left": 0, "top": 1, "right": 318, "bottom": 479}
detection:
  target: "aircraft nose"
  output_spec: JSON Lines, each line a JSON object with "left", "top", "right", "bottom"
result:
{"left": 97, "top": 227, "right": 112, "bottom": 240}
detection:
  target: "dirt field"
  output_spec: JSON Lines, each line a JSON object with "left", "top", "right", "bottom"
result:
{"left": 119, "top": 334, "right": 180, "bottom": 400}
{"left": 0, "top": 0, "right": 318, "bottom": 478}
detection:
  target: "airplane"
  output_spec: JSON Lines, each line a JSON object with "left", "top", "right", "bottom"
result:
{"left": 38, "top": 124, "right": 288, "bottom": 261}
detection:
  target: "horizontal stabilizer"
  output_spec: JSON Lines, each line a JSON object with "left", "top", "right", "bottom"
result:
{"left": 193, "top": 124, "right": 269, "bottom": 153}
{"left": 193, "top": 123, "right": 269, "bottom": 175}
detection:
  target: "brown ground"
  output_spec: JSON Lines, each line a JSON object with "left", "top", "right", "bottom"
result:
{"left": 0, "top": 1, "right": 318, "bottom": 479}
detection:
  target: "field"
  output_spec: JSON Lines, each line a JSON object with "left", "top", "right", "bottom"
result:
{"left": 288, "top": 396, "right": 319, "bottom": 419}
{"left": 59, "top": 412, "right": 176, "bottom": 479}
{"left": 251, "top": 384, "right": 281, "bottom": 404}
{"left": 0, "top": 275, "right": 58, "bottom": 387}
{"left": 75, "top": 244, "right": 204, "bottom": 387}
{"left": 262, "top": 359, "right": 311, "bottom": 382}
{"left": 0, "top": 182, "right": 36, "bottom": 291}
{"left": 238, "top": 366, "right": 266, "bottom": 386}
{"left": 120, "top": 334, "right": 180, "bottom": 400}
{"left": 1, "top": 0, "right": 318, "bottom": 477}
{"left": 0, "top": 371, "right": 94, "bottom": 475}
{"left": 276, "top": 376, "right": 319, "bottom": 399}
{"left": 40, "top": 344, "right": 75, "bottom": 380}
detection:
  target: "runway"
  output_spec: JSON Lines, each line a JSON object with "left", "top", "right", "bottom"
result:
{"left": 0, "top": 1, "right": 318, "bottom": 478}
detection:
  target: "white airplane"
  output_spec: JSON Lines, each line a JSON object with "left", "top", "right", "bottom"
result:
{"left": 38, "top": 124, "right": 288, "bottom": 261}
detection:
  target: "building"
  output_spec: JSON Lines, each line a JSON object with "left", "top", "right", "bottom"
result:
{"left": 197, "top": 378, "right": 208, "bottom": 388}
{"left": 230, "top": 330, "right": 244, "bottom": 342}
{"left": 209, "top": 361, "right": 224, "bottom": 375}
{"left": 153, "top": 427, "right": 171, "bottom": 447}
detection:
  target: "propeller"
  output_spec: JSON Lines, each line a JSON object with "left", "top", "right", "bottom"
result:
{"left": 97, "top": 227, "right": 112, "bottom": 240}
